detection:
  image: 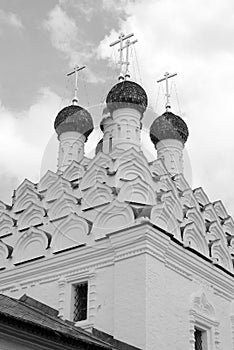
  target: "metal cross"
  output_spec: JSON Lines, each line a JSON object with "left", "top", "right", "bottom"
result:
{"left": 157, "top": 72, "right": 177, "bottom": 111}
{"left": 119, "top": 38, "right": 138, "bottom": 79}
{"left": 110, "top": 32, "right": 135, "bottom": 80}
{"left": 67, "top": 65, "right": 86, "bottom": 105}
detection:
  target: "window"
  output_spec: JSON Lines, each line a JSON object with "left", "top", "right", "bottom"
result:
{"left": 194, "top": 327, "right": 208, "bottom": 350}
{"left": 73, "top": 281, "right": 88, "bottom": 322}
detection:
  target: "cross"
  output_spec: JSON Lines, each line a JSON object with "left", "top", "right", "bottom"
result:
{"left": 110, "top": 32, "right": 136, "bottom": 80}
{"left": 119, "top": 38, "right": 138, "bottom": 79}
{"left": 157, "top": 72, "right": 177, "bottom": 112}
{"left": 67, "top": 65, "right": 86, "bottom": 105}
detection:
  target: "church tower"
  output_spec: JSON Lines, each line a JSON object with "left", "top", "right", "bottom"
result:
{"left": 0, "top": 34, "right": 234, "bottom": 350}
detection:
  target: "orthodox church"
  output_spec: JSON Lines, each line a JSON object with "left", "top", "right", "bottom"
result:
{"left": 0, "top": 33, "right": 234, "bottom": 350}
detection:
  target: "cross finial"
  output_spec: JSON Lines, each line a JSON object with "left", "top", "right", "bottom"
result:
{"left": 157, "top": 72, "right": 177, "bottom": 112}
{"left": 67, "top": 65, "right": 86, "bottom": 105}
{"left": 110, "top": 32, "right": 137, "bottom": 81}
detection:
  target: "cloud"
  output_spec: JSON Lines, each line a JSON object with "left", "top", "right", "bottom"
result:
{"left": 0, "top": 88, "right": 62, "bottom": 203}
{"left": 98, "top": 0, "right": 234, "bottom": 216}
{"left": 0, "top": 10, "right": 23, "bottom": 29}
{"left": 44, "top": 4, "right": 98, "bottom": 81}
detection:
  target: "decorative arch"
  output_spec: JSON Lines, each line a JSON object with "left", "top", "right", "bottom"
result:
{"left": 15, "top": 178, "right": 35, "bottom": 197}
{"left": 0, "top": 213, "right": 14, "bottom": 237}
{"left": 189, "top": 290, "right": 220, "bottom": 350}
{"left": 206, "top": 221, "right": 227, "bottom": 246}
{"left": 48, "top": 192, "right": 77, "bottom": 221}
{"left": 118, "top": 176, "right": 156, "bottom": 206}
{"left": 0, "top": 200, "right": 7, "bottom": 213}
{"left": 82, "top": 182, "right": 113, "bottom": 210}
{"left": 86, "top": 152, "right": 113, "bottom": 172}
{"left": 114, "top": 147, "right": 149, "bottom": 171}
{"left": 79, "top": 164, "right": 107, "bottom": 191}
{"left": 13, "top": 188, "right": 40, "bottom": 213}
{"left": 221, "top": 216, "right": 234, "bottom": 236}
{"left": 149, "top": 158, "right": 168, "bottom": 176}
{"left": 158, "top": 174, "right": 178, "bottom": 196}
{"left": 213, "top": 200, "right": 229, "bottom": 220}
{"left": 14, "top": 227, "right": 50, "bottom": 264}
{"left": 38, "top": 170, "right": 59, "bottom": 192}
{"left": 52, "top": 213, "right": 90, "bottom": 253}
{"left": 116, "top": 159, "right": 153, "bottom": 186}
{"left": 181, "top": 189, "right": 200, "bottom": 210}
{"left": 172, "top": 173, "right": 190, "bottom": 192}
{"left": 203, "top": 203, "right": 219, "bottom": 222}
{"left": 185, "top": 207, "right": 206, "bottom": 234}
{"left": 182, "top": 222, "right": 209, "bottom": 256}
{"left": 62, "top": 161, "right": 85, "bottom": 181}
{"left": 150, "top": 203, "right": 181, "bottom": 240}
{"left": 92, "top": 200, "right": 135, "bottom": 238}
{"left": 161, "top": 190, "right": 183, "bottom": 222}
{"left": 193, "top": 187, "right": 210, "bottom": 206}
{"left": 0, "top": 240, "right": 12, "bottom": 269}
{"left": 45, "top": 177, "right": 71, "bottom": 202}
{"left": 210, "top": 240, "right": 233, "bottom": 272}
{"left": 17, "top": 204, "right": 46, "bottom": 230}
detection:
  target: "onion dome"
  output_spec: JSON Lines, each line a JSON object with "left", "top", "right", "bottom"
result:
{"left": 106, "top": 80, "right": 148, "bottom": 115}
{"left": 54, "top": 105, "right": 94, "bottom": 139}
{"left": 150, "top": 111, "right": 189, "bottom": 146}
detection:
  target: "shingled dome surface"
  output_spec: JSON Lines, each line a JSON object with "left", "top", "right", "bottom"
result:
{"left": 106, "top": 80, "right": 148, "bottom": 114}
{"left": 150, "top": 111, "right": 189, "bottom": 146}
{"left": 54, "top": 105, "right": 94, "bottom": 138}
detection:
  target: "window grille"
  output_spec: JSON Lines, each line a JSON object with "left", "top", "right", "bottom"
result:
{"left": 73, "top": 282, "right": 88, "bottom": 322}
{"left": 194, "top": 328, "right": 203, "bottom": 350}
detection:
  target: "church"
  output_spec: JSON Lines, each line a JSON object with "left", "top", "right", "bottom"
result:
{"left": 0, "top": 33, "right": 234, "bottom": 350}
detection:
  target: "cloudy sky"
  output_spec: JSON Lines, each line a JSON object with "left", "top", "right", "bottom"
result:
{"left": 0, "top": 0, "right": 234, "bottom": 217}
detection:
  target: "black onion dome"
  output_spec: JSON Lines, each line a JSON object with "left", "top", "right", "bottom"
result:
{"left": 106, "top": 80, "right": 148, "bottom": 114}
{"left": 54, "top": 105, "right": 94, "bottom": 138}
{"left": 150, "top": 111, "right": 189, "bottom": 146}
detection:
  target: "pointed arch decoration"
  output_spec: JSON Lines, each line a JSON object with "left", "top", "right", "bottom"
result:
{"left": 52, "top": 213, "right": 90, "bottom": 253}
{"left": 79, "top": 164, "right": 107, "bottom": 191}
{"left": 172, "top": 173, "right": 190, "bottom": 192}
{"left": 118, "top": 176, "right": 156, "bottom": 206}
{"left": 45, "top": 177, "right": 72, "bottom": 202}
{"left": 62, "top": 161, "right": 85, "bottom": 181}
{"left": 116, "top": 159, "right": 154, "bottom": 186}
{"left": 14, "top": 227, "right": 50, "bottom": 265}
{"left": 0, "top": 213, "right": 14, "bottom": 237}
{"left": 213, "top": 200, "right": 229, "bottom": 220}
{"left": 203, "top": 203, "right": 219, "bottom": 223}
{"left": 82, "top": 182, "right": 113, "bottom": 210}
{"left": 0, "top": 240, "right": 13, "bottom": 269}
{"left": 193, "top": 187, "right": 210, "bottom": 206}
{"left": 189, "top": 290, "right": 220, "bottom": 350}
{"left": 185, "top": 207, "right": 206, "bottom": 234}
{"left": 114, "top": 147, "right": 149, "bottom": 171}
{"left": 13, "top": 188, "right": 40, "bottom": 213}
{"left": 38, "top": 170, "right": 59, "bottom": 192}
{"left": 48, "top": 192, "right": 77, "bottom": 221}
{"left": 17, "top": 204, "right": 46, "bottom": 231}
{"left": 86, "top": 152, "right": 113, "bottom": 172}
{"left": 161, "top": 190, "right": 183, "bottom": 222}
{"left": 210, "top": 240, "right": 233, "bottom": 272}
{"left": 92, "top": 200, "right": 135, "bottom": 238}
{"left": 181, "top": 189, "right": 200, "bottom": 210}
{"left": 182, "top": 222, "right": 209, "bottom": 257}
{"left": 15, "top": 178, "right": 35, "bottom": 197}
{"left": 150, "top": 203, "right": 181, "bottom": 240}
{"left": 149, "top": 158, "right": 168, "bottom": 176}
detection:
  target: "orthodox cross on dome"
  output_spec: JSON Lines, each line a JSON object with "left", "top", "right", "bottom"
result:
{"left": 157, "top": 72, "right": 177, "bottom": 112}
{"left": 67, "top": 65, "right": 86, "bottom": 105}
{"left": 110, "top": 32, "right": 137, "bottom": 81}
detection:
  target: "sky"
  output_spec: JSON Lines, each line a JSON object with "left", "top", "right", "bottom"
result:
{"left": 0, "top": 0, "right": 234, "bottom": 217}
